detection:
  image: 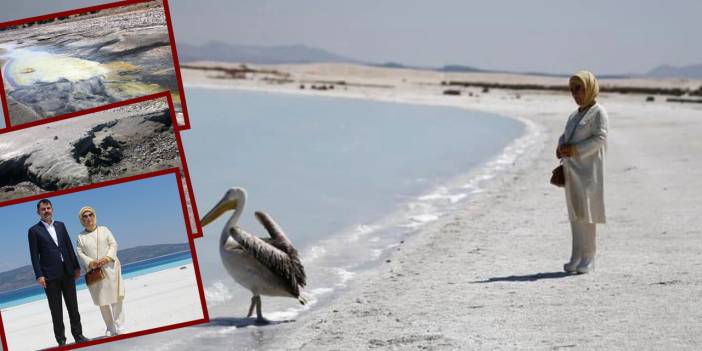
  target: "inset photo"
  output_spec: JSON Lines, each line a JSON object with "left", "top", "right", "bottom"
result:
{"left": 0, "top": 170, "right": 207, "bottom": 351}
{"left": 0, "top": 93, "right": 202, "bottom": 236}
{"left": 0, "top": 0, "right": 190, "bottom": 129}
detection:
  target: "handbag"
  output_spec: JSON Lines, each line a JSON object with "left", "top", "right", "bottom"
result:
{"left": 85, "top": 227, "right": 105, "bottom": 286}
{"left": 551, "top": 110, "right": 587, "bottom": 187}
{"left": 85, "top": 267, "right": 105, "bottom": 286}
{"left": 550, "top": 165, "right": 565, "bottom": 187}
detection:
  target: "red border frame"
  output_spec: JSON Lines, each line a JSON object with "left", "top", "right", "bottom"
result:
{"left": 0, "top": 169, "right": 210, "bottom": 351}
{"left": 0, "top": 0, "right": 191, "bottom": 131}
{"left": 0, "top": 91, "right": 203, "bottom": 237}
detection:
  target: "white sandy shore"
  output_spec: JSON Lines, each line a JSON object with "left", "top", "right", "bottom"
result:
{"left": 181, "top": 63, "right": 702, "bottom": 350}
{"left": 1, "top": 263, "right": 204, "bottom": 351}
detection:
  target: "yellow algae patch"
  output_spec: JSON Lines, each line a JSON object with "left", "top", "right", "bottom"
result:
{"left": 103, "top": 61, "right": 141, "bottom": 75}
{"left": 104, "top": 81, "right": 166, "bottom": 99}
{"left": 7, "top": 50, "right": 108, "bottom": 86}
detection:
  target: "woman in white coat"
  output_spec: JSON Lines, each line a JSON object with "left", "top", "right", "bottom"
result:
{"left": 76, "top": 206, "right": 126, "bottom": 336}
{"left": 556, "top": 70, "right": 608, "bottom": 274}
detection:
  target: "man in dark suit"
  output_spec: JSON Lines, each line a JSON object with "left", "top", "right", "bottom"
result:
{"left": 28, "top": 199, "right": 89, "bottom": 346}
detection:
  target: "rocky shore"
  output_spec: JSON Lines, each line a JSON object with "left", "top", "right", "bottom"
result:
{"left": 0, "top": 98, "right": 179, "bottom": 202}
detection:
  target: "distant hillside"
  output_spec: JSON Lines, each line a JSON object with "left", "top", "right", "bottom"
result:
{"left": 178, "top": 42, "right": 696, "bottom": 80}
{"left": 373, "top": 61, "right": 410, "bottom": 69}
{"left": 439, "top": 64, "right": 484, "bottom": 73}
{"left": 645, "top": 64, "right": 702, "bottom": 79}
{"left": 117, "top": 243, "right": 190, "bottom": 264}
{"left": 0, "top": 243, "right": 189, "bottom": 293}
{"left": 177, "top": 41, "right": 360, "bottom": 64}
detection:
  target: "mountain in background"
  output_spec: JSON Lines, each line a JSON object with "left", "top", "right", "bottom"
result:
{"left": 439, "top": 64, "right": 485, "bottom": 73}
{"left": 177, "top": 41, "right": 360, "bottom": 64}
{"left": 645, "top": 64, "right": 702, "bottom": 79}
{"left": 372, "top": 61, "right": 411, "bottom": 69}
{"left": 0, "top": 243, "right": 190, "bottom": 293}
{"left": 177, "top": 42, "right": 701, "bottom": 80}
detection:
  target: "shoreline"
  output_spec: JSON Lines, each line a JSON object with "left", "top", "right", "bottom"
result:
{"left": 184, "top": 84, "right": 541, "bottom": 322}
{"left": 181, "top": 76, "right": 554, "bottom": 337}
{"left": 181, "top": 63, "right": 702, "bottom": 350}
{"left": 0, "top": 258, "right": 194, "bottom": 310}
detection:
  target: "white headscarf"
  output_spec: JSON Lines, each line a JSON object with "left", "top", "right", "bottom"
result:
{"left": 79, "top": 206, "right": 97, "bottom": 232}
{"left": 570, "top": 70, "right": 599, "bottom": 107}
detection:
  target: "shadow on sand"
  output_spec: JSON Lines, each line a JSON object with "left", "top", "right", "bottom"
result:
{"left": 471, "top": 271, "right": 576, "bottom": 283}
{"left": 199, "top": 317, "right": 295, "bottom": 328}
{"left": 38, "top": 336, "right": 109, "bottom": 351}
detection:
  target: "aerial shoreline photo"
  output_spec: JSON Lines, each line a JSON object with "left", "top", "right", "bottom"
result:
{"left": 1, "top": 1, "right": 702, "bottom": 350}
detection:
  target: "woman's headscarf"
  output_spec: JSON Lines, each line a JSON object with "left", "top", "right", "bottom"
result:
{"left": 79, "top": 206, "right": 97, "bottom": 232}
{"left": 570, "top": 70, "right": 599, "bottom": 107}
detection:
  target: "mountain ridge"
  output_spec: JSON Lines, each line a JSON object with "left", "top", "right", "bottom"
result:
{"left": 177, "top": 42, "right": 701, "bottom": 80}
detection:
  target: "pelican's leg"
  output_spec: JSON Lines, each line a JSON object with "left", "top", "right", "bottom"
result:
{"left": 247, "top": 296, "right": 256, "bottom": 318}
{"left": 255, "top": 296, "right": 269, "bottom": 324}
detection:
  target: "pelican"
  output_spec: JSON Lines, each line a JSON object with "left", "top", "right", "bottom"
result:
{"left": 200, "top": 187, "right": 307, "bottom": 323}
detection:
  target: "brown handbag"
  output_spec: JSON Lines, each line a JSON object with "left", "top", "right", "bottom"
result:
{"left": 85, "top": 267, "right": 105, "bottom": 286}
{"left": 552, "top": 111, "right": 587, "bottom": 187}
{"left": 550, "top": 165, "right": 565, "bottom": 187}
{"left": 85, "top": 227, "right": 105, "bottom": 286}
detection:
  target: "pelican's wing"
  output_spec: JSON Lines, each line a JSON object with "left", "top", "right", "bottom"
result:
{"left": 255, "top": 211, "right": 307, "bottom": 288}
{"left": 254, "top": 211, "right": 294, "bottom": 249}
{"left": 229, "top": 225, "right": 305, "bottom": 296}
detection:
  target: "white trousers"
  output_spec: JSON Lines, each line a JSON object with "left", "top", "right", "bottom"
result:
{"left": 567, "top": 221, "right": 597, "bottom": 270}
{"left": 100, "top": 298, "right": 125, "bottom": 334}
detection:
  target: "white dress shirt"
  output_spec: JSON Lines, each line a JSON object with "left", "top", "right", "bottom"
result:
{"left": 41, "top": 220, "right": 64, "bottom": 261}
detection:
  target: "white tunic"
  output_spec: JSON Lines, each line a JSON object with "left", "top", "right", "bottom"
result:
{"left": 559, "top": 103, "right": 608, "bottom": 223}
{"left": 76, "top": 226, "right": 125, "bottom": 306}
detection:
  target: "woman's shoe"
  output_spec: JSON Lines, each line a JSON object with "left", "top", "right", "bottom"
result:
{"left": 564, "top": 258, "right": 580, "bottom": 273}
{"left": 576, "top": 259, "right": 594, "bottom": 274}
{"left": 564, "top": 262, "right": 578, "bottom": 273}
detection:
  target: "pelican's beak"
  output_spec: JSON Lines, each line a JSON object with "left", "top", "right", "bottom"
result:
{"left": 200, "top": 192, "right": 238, "bottom": 228}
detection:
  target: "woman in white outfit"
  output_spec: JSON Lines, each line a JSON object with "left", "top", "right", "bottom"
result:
{"left": 556, "top": 70, "right": 608, "bottom": 274}
{"left": 76, "top": 206, "right": 126, "bottom": 336}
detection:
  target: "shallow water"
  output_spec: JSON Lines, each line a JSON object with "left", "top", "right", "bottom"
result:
{"left": 87, "top": 88, "right": 526, "bottom": 350}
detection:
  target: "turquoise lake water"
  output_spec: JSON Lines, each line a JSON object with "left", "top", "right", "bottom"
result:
{"left": 0, "top": 250, "right": 192, "bottom": 309}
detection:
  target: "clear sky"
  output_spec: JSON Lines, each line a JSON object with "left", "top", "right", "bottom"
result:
{"left": 0, "top": 173, "right": 189, "bottom": 272}
{"left": 0, "top": 0, "right": 699, "bottom": 75}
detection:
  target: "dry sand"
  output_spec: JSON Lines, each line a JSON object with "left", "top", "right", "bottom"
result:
{"left": 1, "top": 263, "right": 204, "bottom": 351}
{"left": 182, "top": 63, "right": 702, "bottom": 350}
